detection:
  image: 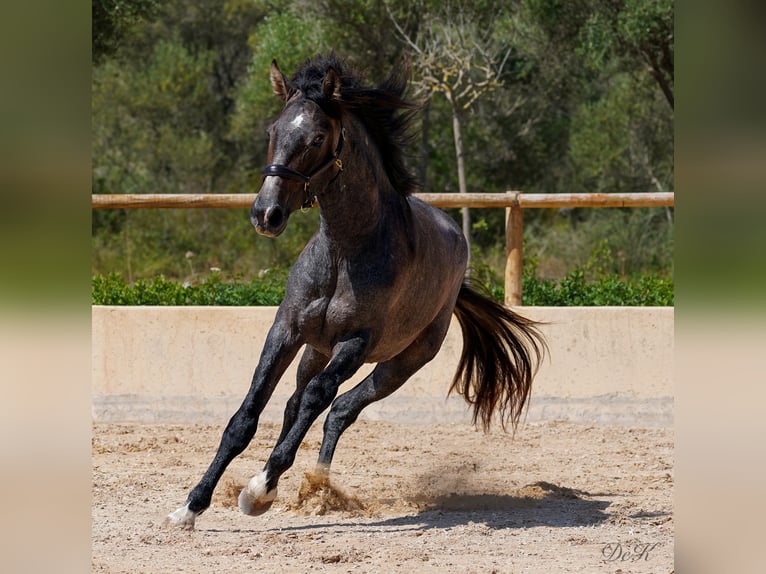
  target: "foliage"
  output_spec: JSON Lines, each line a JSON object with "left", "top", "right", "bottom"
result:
{"left": 229, "top": 10, "right": 333, "bottom": 141}
{"left": 387, "top": 1, "right": 526, "bottom": 270}
{"left": 92, "top": 0, "right": 160, "bottom": 63}
{"left": 522, "top": 270, "right": 673, "bottom": 306}
{"left": 523, "top": 0, "right": 673, "bottom": 107}
{"left": 470, "top": 236, "right": 673, "bottom": 306}
{"left": 577, "top": 0, "right": 674, "bottom": 108}
{"left": 91, "top": 0, "right": 674, "bottom": 296}
{"left": 91, "top": 207, "right": 320, "bottom": 283}
{"left": 92, "top": 270, "right": 288, "bottom": 306}
{"left": 92, "top": 268, "right": 671, "bottom": 307}
{"left": 523, "top": 207, "right": 674, "bottom": 280}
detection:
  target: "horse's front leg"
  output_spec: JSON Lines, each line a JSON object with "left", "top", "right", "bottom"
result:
{"left": 238, "top": 332, "right": 369, "bottom": 516}
{"left": 165, "top": 320, "right": 301, "bottom": 529}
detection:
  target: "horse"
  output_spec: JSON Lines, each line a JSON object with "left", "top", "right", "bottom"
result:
{"left": 166, "top": 54, "right": 547, "bottom": 529}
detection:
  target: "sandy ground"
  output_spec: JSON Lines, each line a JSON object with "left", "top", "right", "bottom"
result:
{"left": 92, "top": 419, "right": 673, "bottom": 573}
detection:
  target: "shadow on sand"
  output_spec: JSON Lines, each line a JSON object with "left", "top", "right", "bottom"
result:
{"left": 259, "top": 481, "right": 617, "bottom": 533}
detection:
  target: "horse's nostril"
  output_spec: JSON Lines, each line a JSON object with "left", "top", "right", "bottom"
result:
{"left": 265, "top": 206, "right": 283, "bottom": 229}
{"left": 250, "top": 205, "right": 264, "bottom": 228}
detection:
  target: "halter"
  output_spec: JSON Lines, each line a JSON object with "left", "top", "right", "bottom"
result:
{"left": 262, "top": 126, "right": 345, "bottom": 210}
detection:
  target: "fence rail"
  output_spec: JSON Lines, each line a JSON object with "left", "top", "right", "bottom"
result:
{"left": 92, "top": 192, "right": 674, "bottom": 306}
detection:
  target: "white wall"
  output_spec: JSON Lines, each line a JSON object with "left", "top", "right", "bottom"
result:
{"left": 92, "top": 306, "right": 673, "bottom": 427}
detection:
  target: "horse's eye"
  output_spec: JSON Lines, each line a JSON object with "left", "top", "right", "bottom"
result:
{"left": 312, "top": 135, "right": 325, "bottom": 147}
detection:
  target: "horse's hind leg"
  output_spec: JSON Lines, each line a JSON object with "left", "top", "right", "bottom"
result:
{"left": 317, "top": 310, "right": 452, "bottom": 471}
{"left": 275, "top": 346, "right": 329, "bottom": 447}
{"left": 238, "top": 333, "right": 369, "bottom": 516}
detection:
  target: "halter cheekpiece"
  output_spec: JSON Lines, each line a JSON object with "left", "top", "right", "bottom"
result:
{"left": 262, "top": 126, "right": 345, "bottom": 209}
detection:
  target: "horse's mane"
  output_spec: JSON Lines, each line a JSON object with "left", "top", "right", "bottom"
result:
{"left": 290, "top": 53, "right": 420, "bottom": 196}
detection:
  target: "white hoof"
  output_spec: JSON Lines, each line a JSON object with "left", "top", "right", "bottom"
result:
{"left": 238, "top": 471, "right": 278, "bottom": 516}
{"left": 164, "top": 504, "right": 198, "bottom": 530}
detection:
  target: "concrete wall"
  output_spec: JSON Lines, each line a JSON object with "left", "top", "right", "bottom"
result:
{"left": 92, "top": 306, "right": 673, "bottom": 427}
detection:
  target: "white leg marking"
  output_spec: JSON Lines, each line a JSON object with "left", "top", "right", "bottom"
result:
{"left": 164, "top": 503, "right": 197, "bottom": 530}
{"left": 238, "top": 470, "right": 278, "bottom": 516}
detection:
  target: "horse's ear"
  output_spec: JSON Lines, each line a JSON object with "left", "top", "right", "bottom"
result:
{"left": 322, "top": 67, "right": 342, "bottom": 101}
{"left": 270, "top": 60, "right": 290, "bottom": 101}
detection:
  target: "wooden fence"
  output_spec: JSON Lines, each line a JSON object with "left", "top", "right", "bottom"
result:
{"left": 92, "top": 192, "right": 674, "bottom": 306}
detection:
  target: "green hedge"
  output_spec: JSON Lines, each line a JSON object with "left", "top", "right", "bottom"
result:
{"left": 92, "top": 269, "right": 673, "bottom": 306}
{"left": 521, "top": 269, "right": 673, "bottom": 306}
{"left": 92, "top": 271, "right": 287, "bottom": 306}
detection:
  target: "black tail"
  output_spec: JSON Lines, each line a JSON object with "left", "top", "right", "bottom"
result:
{"left": 450, "top": 283, "right": 548, "bottom": 432}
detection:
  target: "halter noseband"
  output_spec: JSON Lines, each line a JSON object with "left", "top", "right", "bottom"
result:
{"left": 262, "top": 126, "right": 345, "bottom": 210}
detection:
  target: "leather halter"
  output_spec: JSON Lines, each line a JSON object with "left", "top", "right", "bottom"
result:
{"left": 262, "top": 126, "right": 345, "bottom": 209}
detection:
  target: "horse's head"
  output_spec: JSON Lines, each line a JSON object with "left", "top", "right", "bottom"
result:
{"left": 250, "top": 60, "right": 344, "bottom": 237}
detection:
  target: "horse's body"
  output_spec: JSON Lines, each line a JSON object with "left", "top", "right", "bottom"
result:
{"left": 167, "top": 54, "right": 546, "bottom": 529}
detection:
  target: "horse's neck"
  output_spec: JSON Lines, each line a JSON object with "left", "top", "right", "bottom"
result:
{"left": 317, "top": 130, "right": 404, "bottom": 249}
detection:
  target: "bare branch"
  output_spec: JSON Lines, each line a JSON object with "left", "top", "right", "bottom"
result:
{"left": 385, "top": 3, "right": 423, "bottom": 56}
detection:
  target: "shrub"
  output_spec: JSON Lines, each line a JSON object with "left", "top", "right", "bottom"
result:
{"left": 92, "top": 270, "right": 287, "bottom": 306}
{"left": 521, "top": 270, "right": 673, "bottom": 306}
{"left": 92, "top": 267, "right": 672, "bottom": 307}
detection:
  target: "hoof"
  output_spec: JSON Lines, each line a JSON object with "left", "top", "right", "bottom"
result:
{"left": 238, "top": 471, "right": 278, "bottom": 516}
{"left": 164, "top": 504, "right": 197, "bottom": 530}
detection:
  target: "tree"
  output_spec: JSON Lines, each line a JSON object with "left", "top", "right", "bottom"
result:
{"left": 389, "top": 1, "right": 518, "bottom": 274}
{"left": 525, "top": 0, "right": 673, "bottom": 109}
{"left": 91, "top": 0, "right": 674, "bottom": 284}
{"left": 299, "top": 0, "right": 409, "bottom": 79}
{"left": 92, "top": 1, "right": 275, "bottom": 281}
{"left": 92, "top": 0, "right": 159, "bottom": 63}
{"left": 583, "top": 0, "right": 673, "bottom": 109}
{"left": 229, "top": 10, "right": 333, "bottom": 142}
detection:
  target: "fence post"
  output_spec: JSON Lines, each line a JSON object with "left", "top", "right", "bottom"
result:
{"left": 504, "top": 196, "right": 523, "bottom": 307}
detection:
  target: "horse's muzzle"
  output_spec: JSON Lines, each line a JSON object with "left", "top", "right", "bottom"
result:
{"left": 250, "top": 202, "right": 289, "bottom": 238}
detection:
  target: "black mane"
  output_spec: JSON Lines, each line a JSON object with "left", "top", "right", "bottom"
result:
{"left": 290, "top": 54, "right": 420, "bottom": 196}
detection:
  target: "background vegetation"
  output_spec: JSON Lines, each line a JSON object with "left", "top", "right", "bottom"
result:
{"left": 92, "top": 0, "right": 673, "bottom": 304}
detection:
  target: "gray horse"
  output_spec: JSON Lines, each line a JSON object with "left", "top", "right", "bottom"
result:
{"left": 167, "top": 54, "right": 546, "bottom": 529}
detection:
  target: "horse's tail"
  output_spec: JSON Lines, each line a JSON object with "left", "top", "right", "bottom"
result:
{"left": 449, "top": 282, "right": 548, "bottom": 432}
